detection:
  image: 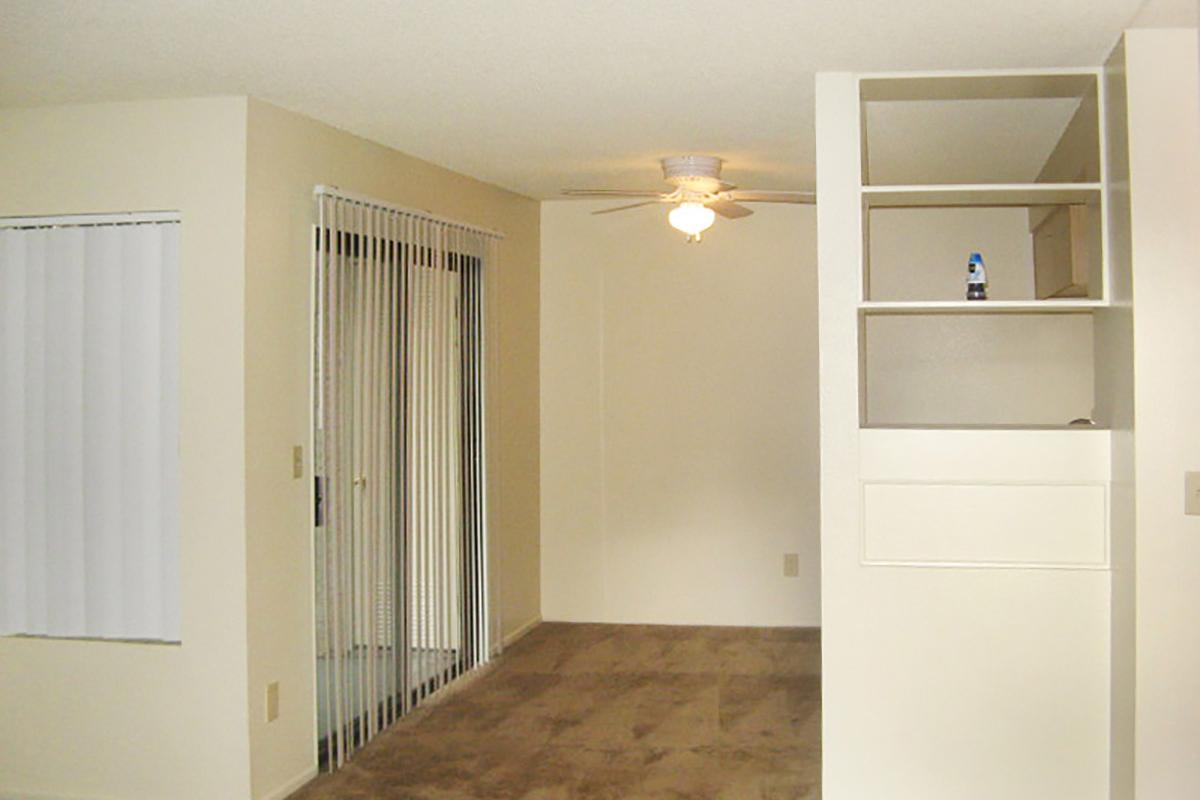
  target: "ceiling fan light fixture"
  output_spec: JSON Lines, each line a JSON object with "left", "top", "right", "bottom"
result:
{"left": 564, "top": 155, "right": 813, "bottom": 242}
{"left": 668, "top": 201, "right": 715, "bottom": 240}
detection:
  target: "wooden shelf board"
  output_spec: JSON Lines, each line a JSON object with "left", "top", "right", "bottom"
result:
{"left": 862, "top": 183, "right": 1101, "bottom": 208}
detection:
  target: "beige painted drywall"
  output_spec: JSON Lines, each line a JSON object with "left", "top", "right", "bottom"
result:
{"left": 1129, "top": 0, "right": 1199, "bottom": 26}
{"left": 864, "top": 313, "right": 1096, "bottom": 427}
{"left": 865, "top": 98, "right": 1083, "bottom": 186}
{"left": 538, "top": 206, "right": 606, "bottom": 621}
{"left": 868, "top": 207, "right": 1036, "bottom": 301}
{"left": 1124, "top": 28, "right": 1200, "bottom": 799}
{"left": 242, "top": 98, "right": 541, "bottom": 799}
{"left": 540, "top": 201, "right": 820, "bottom": 627}
{"left": 0, "top": 96, "right": 539, "bottom": 800}
{"left": 0, "top": 99, "right": 252, "bottom": 800}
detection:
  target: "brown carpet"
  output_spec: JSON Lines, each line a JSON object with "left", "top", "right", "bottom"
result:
{"left": 291, "top": 622, "right": 821, "bottom": 799}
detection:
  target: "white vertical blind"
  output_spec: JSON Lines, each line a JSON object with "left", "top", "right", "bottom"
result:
{"left": 0, "top": 214, "right": 181, "bottom": 642}
{"left": 312, "top": 187, "right": 498, "bottom": 769}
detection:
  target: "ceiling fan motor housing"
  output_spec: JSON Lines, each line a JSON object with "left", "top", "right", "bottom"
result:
{"left": 661, "top": 155, "right": 728, "bottom": 194}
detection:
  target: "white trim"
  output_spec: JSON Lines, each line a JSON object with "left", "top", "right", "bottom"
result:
{"left": 856, "top": 66, "right": 1104, "bottom": 80}
{"left": 1095, "top": 57, "right": 1113, "bottom": 307}
{"left": 861, "top": 182, "right": 1101, "bottom": 208}
{"left": 0, "top": 211, "right": 180, "bottom": 229}
{"left": 859, "top": 299, "right": 1106, "bottom": 314}
{"left": 313, "top": 185, "right": 504, "bottom": 240}
{"left": 259, "top": 766, "right": 320, "bottom": 800}
{"left": 498, "top": 615, "right": 541, "bottom": 652}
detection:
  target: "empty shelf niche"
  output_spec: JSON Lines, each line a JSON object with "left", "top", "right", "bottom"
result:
{"left": 860, "top": 71, "right": 1101, "bottom": 186}
{"left": 861, "top": 311, "right": 1098, "bottom": 429}
{"left": 865, "top": 202, "right": 1102, "bottom": 303}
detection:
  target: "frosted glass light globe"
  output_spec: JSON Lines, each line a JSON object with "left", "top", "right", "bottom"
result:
{"left": 668, "top": 202, "right": 716, "bottom": 238}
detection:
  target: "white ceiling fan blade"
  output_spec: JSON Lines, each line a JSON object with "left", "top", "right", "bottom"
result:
{"left": 562, "top": 189, "right": 667, "bottom": 198}
{"left": 724, "top": 189, "right": 816, "bottom": 204}
{"left": 592, "top": 200, "right": 661, "bottom": 215}
{"left": 709, "top": 198, "right": 754, "bottom": 219}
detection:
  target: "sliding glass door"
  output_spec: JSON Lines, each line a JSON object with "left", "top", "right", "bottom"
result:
{"left": 311, "top": 188, "right": 495, "bottom": 770}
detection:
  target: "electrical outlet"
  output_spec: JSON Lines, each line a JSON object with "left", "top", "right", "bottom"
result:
{"left": 1186, "top": 472, "right": 1200, "bottom": 516}
{"left": 292, "top": 446, "right": 304, "bottom": 480}
{"left": 783, "top": 553, "right": 800, "bottom": 578}
{"left": 266, "top": 682, "right": 280, "bottom": 722}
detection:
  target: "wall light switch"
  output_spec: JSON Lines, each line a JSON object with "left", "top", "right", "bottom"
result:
{"left": 266, "top": 681, "right": 280, "bottom": 722}
{"left": 292, "top": 446, "right": 304, "bottom": 480}
{"left": 783, "top": 553, "right": 800, "bottom": 578}
{"left": 1186, "top": 472, "right": 1200, "bottom": 516}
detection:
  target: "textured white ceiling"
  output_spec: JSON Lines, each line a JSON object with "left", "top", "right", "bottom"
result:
{"left": 0, "top": 1, "right": 1151, "bottom": 198}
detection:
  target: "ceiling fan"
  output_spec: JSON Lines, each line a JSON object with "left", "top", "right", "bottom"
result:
{"left": 562, "top": 155, "right": 814, "bottom": 242}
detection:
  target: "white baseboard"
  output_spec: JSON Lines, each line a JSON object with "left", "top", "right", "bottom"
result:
{"left": 1, "top": 765, "right": 320, "bottom": 800}
{"left": 499, "top": 615, "right": 541, "bottom": 650}
{"left": 260, "top": 765, "right": 319, "bottom": 800}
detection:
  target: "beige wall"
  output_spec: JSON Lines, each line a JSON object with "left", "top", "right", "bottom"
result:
{"left": 540, "top": 201, "right": 820, "bottom": 627}
{"left": 864, "top": 313, "right": 1096, "bottom": 427}
{"left": 242, "top": 99, "right": 541, "bottom": 799}
{"left": 1125, "top": 28, "right": 1200, "bottom": 799}
{"left": 868, "top": 207, "right": 1035, "bottom": 301}
{"left": 0, "top": 99, "right": 253, "bottom": 800}
{"left": 0, "top": 96, "right": 539, "bottom": 800}
{"left": 538, "top": 207, "right": 606, "bottom": 621}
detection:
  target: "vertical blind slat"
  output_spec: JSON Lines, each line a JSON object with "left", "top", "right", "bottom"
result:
{"left": 0, "top": 232, "right": 28, "bottom": 632}
{"left": 1, "top": 219, "right": 179, "bottom": 642}
{"left": 313, "top": 191, "right": 495, "bottom": 770}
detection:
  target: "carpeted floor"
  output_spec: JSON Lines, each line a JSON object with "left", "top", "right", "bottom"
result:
{"left": 290, "top": 622, "right": 822, "bottom": 799}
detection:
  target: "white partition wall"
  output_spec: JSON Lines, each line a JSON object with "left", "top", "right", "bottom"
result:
{"left": 816, "top": 63, "right": 1133, "bottom": 799}
{"left": 1124, "top": 29, "right": 1200, "bottom": 799}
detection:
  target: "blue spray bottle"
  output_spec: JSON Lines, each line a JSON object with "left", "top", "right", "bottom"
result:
{"left": 966, "top": 252, "right": 987, "bottom": 300}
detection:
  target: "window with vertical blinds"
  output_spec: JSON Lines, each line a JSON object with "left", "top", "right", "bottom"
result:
{"left": 312, "top": 187, "right": 498, "bottom": 769}
{"left": 0, "top": 213, "right": 181, "bottom": 643}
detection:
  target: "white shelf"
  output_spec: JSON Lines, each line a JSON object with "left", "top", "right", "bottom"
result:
{"left": 860, "top": 423, "right": 1106, "bottom": 432}
{"left": 862, "top": 183, "right": 1100, "bottom": 208}
{"left": 858, "top": 69, "right": 1099, "bottom": 102}
{"left": 859, "top": 299, "right": 1106, "bottom": 314}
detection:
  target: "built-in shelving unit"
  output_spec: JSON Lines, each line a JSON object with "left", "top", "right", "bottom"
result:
{"left": 855, "top": 67, "right": 1109, "bottom": 430}
{"left": 816, "top": 60, "right": 1134, "bottom": 800}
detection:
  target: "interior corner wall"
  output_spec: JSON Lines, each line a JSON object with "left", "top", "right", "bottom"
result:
{"left": 1124, "top": 28, "right": 1200, "bottom": 800}
{"left": 0, "top": 98, "right": 253, "bottom": 800}
{"left": 242, "top": 98, "right": 541, "bottom": 800}
{"left": 539, "top": 200, "right": 820, "bottom": 627}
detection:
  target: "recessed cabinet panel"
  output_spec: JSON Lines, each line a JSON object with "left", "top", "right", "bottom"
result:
{"left": 858, "top": 428, "right": 1113, "bottom": 483}
{"left": 863, "top": 482, "right": 1108, "bottom": 567}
